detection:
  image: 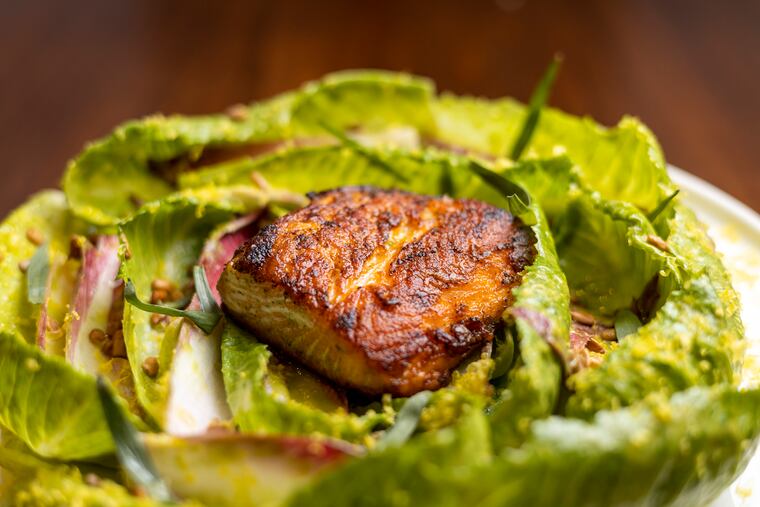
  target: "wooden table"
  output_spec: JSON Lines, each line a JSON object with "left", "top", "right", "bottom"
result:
{"left": 2, "top": 0, "right": 758, "bottom": 215}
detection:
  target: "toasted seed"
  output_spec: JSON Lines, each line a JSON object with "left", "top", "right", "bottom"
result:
{"left": 26, "top": 228, "right": 44, "bottom": 246}
{"left": 151, "top": 278, "right": 173, "bottom": 291}
{"left": 585, "top": 338, "right": 605, "bottom": 354}
{"left": 587, "top": 354, "right": 605, "bottom": 368}
{"left": 88, "top": 328, "right": 107, "bottom": 345}
{"left": 226, "top": 103, "right": 248, "bottom": 122}
{"left": 110, "top": 330, "right": 127, "bottom": 358}
{"left": 306, "top": 440, "right": 327, "bottom": 455}
{"left": 99, "top": 337, "right": 113, "bottom": 356}
{"left": 570, "top": 308, "right": 596, "bottom": 326}
{"left": 128, "top": 194, "right": 144, "bottom": 208}
{"left": 106, "top": 285, "right": 125, "bottom": 335}
{"left": 68, "top": 236, "right": 83, "bottom": 260}
{"left": 46, "top": 318, "right": 61, "bottom": 332}
{"left": 207, "top": 418, "right": 231, "bottom": 432}
{"left": 142, "top": 356, "right": 159, "bottom": 377}
{"left": 151, "top": 289, "right": 169, "bottom": 304}
{"left": 17, "top": 260, "right": 30, "bottom": 273}
{"left": 599, "top": 328, "right": 617, "bottom": 341}
{"left": 150, "top": 313, "right": 168, "bottom": 327}
{"left": 119, "top": 232, "right": 132, "bottom": 260}
{"left": 250, "top": 171, "right": 271, "bottom": 190}
{"left": 646, "top": 234, "right": 670, "bottom": 252}
{"left": 84, "top": 473, "right": 101, "bottom": 487}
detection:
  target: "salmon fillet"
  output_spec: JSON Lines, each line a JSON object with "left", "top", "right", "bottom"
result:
{"left": 218, "top": 186, "right": 535, "bottom": 396}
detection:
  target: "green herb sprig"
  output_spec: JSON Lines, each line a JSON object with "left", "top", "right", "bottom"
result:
{"left": 124, "top": 265, "right": 222, "bottom": 334}
{"left": 614, "top": 309, "right": 642, "bottom": 339}
{"left": 648, "top": 189, "right": 680, "bottom": 222}
{"left": 467, "top": 162, "right": 535, "bottom": 224}
{"left": 375, "top": 390, "right": 432, "bottom": 451}
{"left": 318, "top": 121, "right": 410, "bottom": 183}
{"left": 510, "top": 55, "right": 563, "bottom": 160}
{"left": 26, "top": 243, "right": 49, "bottom": 305}
{"left": 96, "top": 377, "right": 175, "bottom": 502}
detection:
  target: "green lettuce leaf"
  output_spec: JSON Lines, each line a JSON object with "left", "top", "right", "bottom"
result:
{"left": 0, "top": 192, "right": 121, "bottom": 460}
{"left": 63, "top": 71, "right": 434, "bottom": 226}
{"left": 180, "top": 144, "right": 527, "bottom": 215}
{"left": 430, "top": 94, "right": 674, "bottom": 212}
{"left": 221, "top": 322, "right": 387, "bottom": 444}
{"left": 7, "top": 463, "right": 184, "bottom": 507}
{"left": 118, "top": 196, "right": 235, "bottom": 425}
{"left": 0, "top": 191, "right": 83, "bottom": 342}
{"left": 473, "top": 386, "right": 760, "bottom": 507}
{"left": 288, "top": 70, "right": 434, "bottom": 135}
{"left": 567, "top": 204, "right": 742, "bottom": 417}
{"left": 289, "top": 386, "right": 760, "bottom": 507}
{"left": 0, "top": 332, "right": 113, "bottom": 459}
{"left": 488, "top": 202, "right": 569, "bottom": 448}
{"left": 431, "top": 95, "right": 524, "bottom": 156}
{"left": 528, "top": 113, "right": 675, "bottom": 212}
{"left": 287, "top": 405, "right": 492, "bottom": 507}
{"left": 502, "top": 155, "right": 579, "bottom": 219}
{"left": 555, "top": 192, "right": 683, "bottom": 316}
{"left": 419, "top": 357, "right": 494, "bottom": 432}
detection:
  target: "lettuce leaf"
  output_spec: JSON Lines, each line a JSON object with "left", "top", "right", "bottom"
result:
{"left": 431, "top": 94, "right": 524, "bottom": 156}
{"left": 472, "top": 386, "right": 760, "bottom": 507}
{"left": 7, "top": 464, "right": 183, "bottom": 507}
{"left": 527, "top": 113, "right": 674, "bottom": 211}
{"left": 0, "top": 191, "right": 83, "bottom": 343}
{"left": 0, "top": 192, "right": 121, "bottom": 460}
{"left": 221, "top": 322, "right": 387, "bottom": 444}
{"left": 288, "top": 70, "right": 434, "bottom": 135}
{"left": 419, "top": 357, "right": 494, "bottom": 432}
{"left": 63, "top": 71, "right": 434, "bottom": 226}
{"left": 431, "top": 95, "right": 674, "bottom": 212}
{"left": 145, "top": 432, "right": 358, "bottom": 507}
{"left": 555, "top": 192, "right": 683, "bottom": 316}
{"left": 290, "top": 386, "right": 760, "bottom": 507}
{"left": 287, "top": 405, "right": 492, "bottom": 507}
{"left": 118, "top": 196, "right": 235, "bottom": 425}
{"left": 567, "top": 204, "right": 742, "bottom": 417}
{"left": 488, "top": 202, "right": 568, "bottom": 448}
{"left": 0, "top": 332, "right": 113, "bottom": 459}
{"left": 179, "top": 145, "right": 520, "bottom": 215}
{"left": 164, "top": 216, "right": 261, "bottom": 436}
{"left": 502, "top": 155, "right": 579, "bottom": 219}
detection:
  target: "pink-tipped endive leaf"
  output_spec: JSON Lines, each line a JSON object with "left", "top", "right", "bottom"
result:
{"left": 66, "top": 236, "right": 122, "bottom": 373}
{"left": 145, "top": 431, "right": 360, "bottom": 507}
{"left": 165, "top": 214, "right": 260, "bottom": 435}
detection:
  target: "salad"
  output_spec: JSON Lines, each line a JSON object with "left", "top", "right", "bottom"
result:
{"left": 0, "top": 64, "right": 759, "bottom": 507}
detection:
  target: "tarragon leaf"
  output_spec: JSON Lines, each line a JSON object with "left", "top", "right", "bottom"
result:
{"left": 509, "top": 55, "right": 562, "bottom": 160}
{"left": 647, "top": 189, "right": 680, "bottom": 222}
{"left": 26, "top": 243, "right": 49, "bottom": 305}
{"left": 193, "top": 265, "right": 222, "bottom": 315}
{"left": 375, "top": 391, "right": 432, "bottom": 451}
{"left": 318, "top": 121, "right": 410, "bottom": 183}
{"left": 96, "top": 377, "right": 175, "bottom": 502}
{"left": 467, "top": 162, "right": 534, "bottom": 224}
{"left": 614, "top": 309, "right": 643, "bottom": 340}
{"left": 124, "top": 279, "right": 220, "bottom": 334}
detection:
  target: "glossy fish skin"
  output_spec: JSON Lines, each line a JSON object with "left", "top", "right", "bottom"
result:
{"left": 218, "top": 186, "right": 535, "bottom": 396}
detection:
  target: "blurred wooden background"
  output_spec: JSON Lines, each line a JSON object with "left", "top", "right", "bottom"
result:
{"left": 1, "top": 0, "right": 758, "bottom": 214}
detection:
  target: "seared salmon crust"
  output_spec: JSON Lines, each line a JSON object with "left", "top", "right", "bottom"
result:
{"left": 218, "top": 186, "right": 536, "bottom": 396}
